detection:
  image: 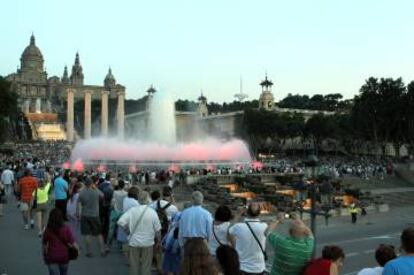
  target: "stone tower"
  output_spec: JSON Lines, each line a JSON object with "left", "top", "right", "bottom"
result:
{"left": 104, "top": 67, "right": 116, "bottom": 90}
{"left": 70, "top": 52, "right": 84, "bottom": 86}
{"left": 259, "top": 74, "right": 274, "bottom": 111}
{"left": 61, "top": 66, "right": 69, "bottom": 84}
{"left": 197, "top": 92, "right": 208, "bottom": 117}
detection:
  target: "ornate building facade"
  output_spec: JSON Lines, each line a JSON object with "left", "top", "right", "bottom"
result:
{"left": 6, "top": 34, "right": 126, "bottom": 140}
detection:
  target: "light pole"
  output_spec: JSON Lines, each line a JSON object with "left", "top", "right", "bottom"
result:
{"left": 306, "top": 154, "right": 319, "bottom": 258}
{"left": 294, "top": 154, "right": 332, "bottom": 258}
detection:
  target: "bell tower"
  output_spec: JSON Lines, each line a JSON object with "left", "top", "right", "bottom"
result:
{"left": 259, "top": 73, "right": 274, "bottom": 111}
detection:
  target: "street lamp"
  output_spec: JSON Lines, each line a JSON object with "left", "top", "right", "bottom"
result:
{"left": 305, "top": 154, "right": 319, "bottom": 257}
{"left": 292, "top": 154, "right": 332, "bottom": 258}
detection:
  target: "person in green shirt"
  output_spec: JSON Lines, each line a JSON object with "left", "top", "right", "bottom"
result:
{"left": 32, "top": 179, "right": 52, "bottom": 237}
{"left": 267, "top": 215, "right": 314, "bottom": 275}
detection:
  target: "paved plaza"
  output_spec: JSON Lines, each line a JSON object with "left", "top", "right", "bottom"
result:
{"left": 0, "top": 192, "right": 413, "bottom": 275}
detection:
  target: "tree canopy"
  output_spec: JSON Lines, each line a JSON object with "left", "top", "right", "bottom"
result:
{"left": 0, "top": 76, "right": 19, "bottom": 142}
{"left": 278, "top": 93, "right": 352, "bottom": 111}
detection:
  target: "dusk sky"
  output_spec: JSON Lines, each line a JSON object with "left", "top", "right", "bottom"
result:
{"left": 1, "top": 0, "right": 413, "bottom": 102}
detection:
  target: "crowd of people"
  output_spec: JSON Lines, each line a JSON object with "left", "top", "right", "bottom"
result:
{"left": 264, "top": 156, "right": 394, "bottom": 180}
{"left": 0, "top": 142, "right": 413, "bottom": 275}
{"left": 0, "top": 141, "right": 71, "bottom": 167}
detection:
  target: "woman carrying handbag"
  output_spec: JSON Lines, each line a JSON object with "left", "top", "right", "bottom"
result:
{"left": 42, "top": 208, "right": 78, "bottom": 275}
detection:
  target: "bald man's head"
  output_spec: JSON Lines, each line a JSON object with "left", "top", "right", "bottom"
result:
{"left": 289, "top": 219, "right": 312, "bottom": 238}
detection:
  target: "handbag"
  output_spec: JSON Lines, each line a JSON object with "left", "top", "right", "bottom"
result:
{"left": 51, "top": 230, "right": 79, "bottom": 261}
{"left": 0, "top": 187, "right": 6, "bottom": 204}
{"left": 245, "top": 221, "right": 268, "bottom": 261}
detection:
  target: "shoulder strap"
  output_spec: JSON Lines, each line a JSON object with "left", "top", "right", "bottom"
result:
{"left": 212, "top": 224, "right": 223, "bottom": 246}
{"left": 50, "top": 229, "right": 70, "bottom": 248}
{"left": 128, "top": 206, "right": 149, "bottom": 240}
{"left": 245, "top": 222, "right": 266, "bottom": 256}
{"left": 162, "top": 201, "right": 172, "bottom": 210}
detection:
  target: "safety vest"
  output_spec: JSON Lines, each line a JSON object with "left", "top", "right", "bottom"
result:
{"left": 349, "top": 206, "right": 358, "bottom": 214}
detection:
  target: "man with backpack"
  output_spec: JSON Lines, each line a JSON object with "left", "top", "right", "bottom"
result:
{"left": 150, "top": 188, "right": 178, "bottom": 274}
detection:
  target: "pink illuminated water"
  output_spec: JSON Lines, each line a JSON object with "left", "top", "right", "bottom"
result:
{"left": 70, "top": 138, "right": 251, "bottom": 163}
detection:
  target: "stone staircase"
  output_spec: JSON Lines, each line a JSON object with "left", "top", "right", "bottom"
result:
{"left": 378, "top": 190, "right": 414, "bottom": 207}
{"left": 33, "top": 123, "right": 66, "bottom": 140}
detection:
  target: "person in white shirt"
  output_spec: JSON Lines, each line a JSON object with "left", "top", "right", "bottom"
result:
{"left": 1, "top": 165, "right": 15, "bottom": 196}
{"left": 118, "top": 191, "right": 161, "bottom": 275}
{"left": 229, "top": 203, "right": 268, "bottom": 274}
{"left": 209, "top": 205, "right": 233, "bottom": 256}
{"left": 357, "top": 244, "right": 396, "bottom": 275}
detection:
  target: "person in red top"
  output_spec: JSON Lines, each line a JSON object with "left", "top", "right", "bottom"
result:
{"left": 303, "top": 245, "right": 345, "bottom": 275}
{"left": 18, "top": 169, "right": 38, "bottom": 230}
{"left": 43, "top": 208, "right": 77, "bottom": 275}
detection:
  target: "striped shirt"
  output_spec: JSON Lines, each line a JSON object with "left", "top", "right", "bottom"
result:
{"left": 19, "top": 176, "right": 38, "bottom": 203}
{"left": 267, "top": 232, "right": 314, "bottom": 275}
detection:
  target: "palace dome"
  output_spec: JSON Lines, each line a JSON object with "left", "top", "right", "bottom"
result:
{"left": 20, "top": 34, "right": 44, "bottom": 72}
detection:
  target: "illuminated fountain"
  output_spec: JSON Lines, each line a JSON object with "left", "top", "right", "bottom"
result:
{"left": 69, "top": 90, "right": 251, "bottom": 169}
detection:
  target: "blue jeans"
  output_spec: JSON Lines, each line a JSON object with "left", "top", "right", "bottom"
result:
{"left": 48, "top": 264, "right": 68, "bottom": 275}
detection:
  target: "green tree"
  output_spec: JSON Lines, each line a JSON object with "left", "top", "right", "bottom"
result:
{"left": 0, "top": 76, "right": 19, "bottom": 143}
{"left": 305, "top": 113, "right": 336, "bottom": 155}
{"left": 352, "top": 77, "right": 405, "bottom": 156}
{"left": 402, "top": 81, "right": 414, "bottom": 155}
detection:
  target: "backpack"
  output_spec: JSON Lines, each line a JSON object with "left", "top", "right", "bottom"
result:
{"left": 156, "top": 200, "right": 171, "bottom": 237}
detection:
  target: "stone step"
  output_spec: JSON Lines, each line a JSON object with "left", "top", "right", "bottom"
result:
{"left": 382, "top": 191, "right": 414, "bottom": 207}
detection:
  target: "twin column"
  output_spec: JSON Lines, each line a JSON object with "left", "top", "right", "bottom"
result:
{"left": 66, "top": 89, "right": 125, "bottom": 141}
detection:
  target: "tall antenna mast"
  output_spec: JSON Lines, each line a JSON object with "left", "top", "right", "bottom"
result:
{"left": 240, "top": 75, "right": 243, "bottom": 94}
{"left": 234, "top": 74, "right": 248, "bottom": 102}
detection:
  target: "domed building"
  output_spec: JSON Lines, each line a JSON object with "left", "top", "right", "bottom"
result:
{"left": 6, "top": 34, "right": 126, "bottom": 141}
{"left": 20, "top": 34, "right": 47, "bottom": 80}
{"left": 6, "top": 34, "right": 50, "bottom": 113}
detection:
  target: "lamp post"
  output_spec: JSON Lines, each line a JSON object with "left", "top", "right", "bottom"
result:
{"left": 306, "top": 154, "right": 319, "bottom": 258}
{"left": 293, "top": 154, "right": 332, "bottom": 258}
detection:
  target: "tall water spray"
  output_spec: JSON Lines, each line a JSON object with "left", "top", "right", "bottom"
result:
{"left": 148, "top": 91, "right": 176, "bottom": 144}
